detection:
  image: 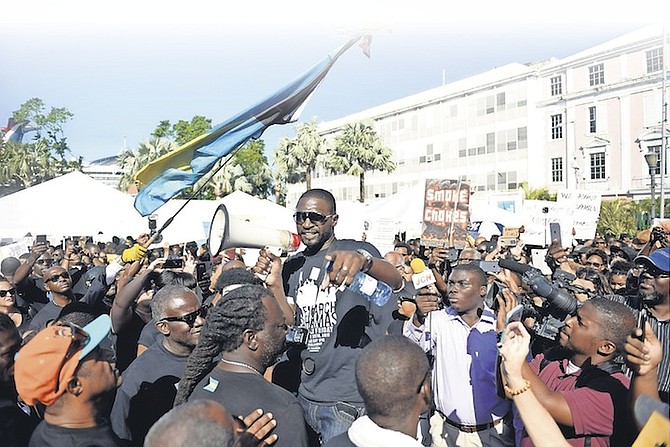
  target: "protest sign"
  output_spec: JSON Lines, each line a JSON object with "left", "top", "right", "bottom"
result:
{"left": 421, "top": 179, "right": 470, "bottom": 248}
{"left": 556, "top": 190, "right": 601, "bottom": 240}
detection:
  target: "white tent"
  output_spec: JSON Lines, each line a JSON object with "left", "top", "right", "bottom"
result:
{"left": 0, "top": 171, "right": 146, "bottom": 240}
{"left": 0, "top": 173, "right": 297, "bottom": 248}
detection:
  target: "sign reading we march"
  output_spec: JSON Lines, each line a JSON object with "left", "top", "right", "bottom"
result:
{"left": 556, "top": 190, "right": 601, "bottom": 241}
{"left": 421, "top": 179, "right": 470, "bottom": 248}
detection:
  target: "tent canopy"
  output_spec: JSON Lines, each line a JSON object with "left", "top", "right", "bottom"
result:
{"left": 0, "top": 173, "right": 296, "bottom": 247}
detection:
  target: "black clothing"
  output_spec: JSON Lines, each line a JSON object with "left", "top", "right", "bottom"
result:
{"left": 191, "top": 367, "right": 309, "bottom": 447}
{"left": 111, "top": 340, "right": 188, "bottom": 445}
{"left": 29, "top": 421, "right": 127, "bottom": 447}
{"left": 0, "top": 395, "right": 39, "bottom": 447}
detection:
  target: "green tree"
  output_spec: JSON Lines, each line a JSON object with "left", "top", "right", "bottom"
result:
{"left": 151, "top": 120, "right": 174, "bottom": 140}
{"left": 324, "top": 120, "right": 395, "bottom": 203}
{"left": 233, "top": 140, "right": 273, "bottom": 198}
{"left": 118, "top": 137, "right": 178, "bottom": 191}
{"left": 597, "top": 198, "right": 637, "bottom": 238}
{"left": 0, "top": 98, "right": 81, "bottom": 197}
{"left": 519, "top": 182, "right": 557, "bottom": 201}
{"left": 173, "top": 116, "right": 213, "bottom": 146}
{"left": 193, "top": 158, "right": 252, "bottom": 199}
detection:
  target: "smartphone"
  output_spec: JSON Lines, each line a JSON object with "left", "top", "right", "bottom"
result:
{"left": 549, "top": 222, "right": 562, "bottom": 247}
{"left": 486, "top": 235, "right": 499, "bottom": 253}
{"left": 36, "top": 234, "right": 47, "bottom": 244}
{"left": 163, "top": 258, "right": 184, "bottom": 269}
{"left": 479, "top": 260, "right": 501, "bottom": 274}
{"left": 500, "top": 304, "right": 524, "bottom": 342}
{"left": 499, "top": 237, "right": 517, "bottom": 247}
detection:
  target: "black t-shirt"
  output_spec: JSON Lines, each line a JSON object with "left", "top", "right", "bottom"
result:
{"left": 29, "top": 421, "right": 127, "bottom": 447}
{"left": 281, "top": 239, "right": 395, "bottom": 404}
{"left": 191, "top": 367, "right": 309, "bottom": 447}
{"left": 111, "top": 340, "right": 189, "bottom": 445}
{"left": 137, "top": 319, "right": 162, "bottom": 348}
{"left": 0, "top": 396, "right": 40, "bottom": 447}
{"left": 15, "top": 276, "right": 49, "bottom": 314}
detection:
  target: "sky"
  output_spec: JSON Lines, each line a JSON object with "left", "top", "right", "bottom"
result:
{"left": 0, "top": 1, "right": 665, "bottom": 164}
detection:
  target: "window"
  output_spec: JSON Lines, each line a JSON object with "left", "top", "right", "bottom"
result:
{"left": 486, "top": 133, "right": 495, "bottom": 153}
{"left": 589, "top": 106, "right": 597, "bottom": 133}
{"left": 589, "top": 63, "right": 604, "bottom": 86}
{"left": 497, "top": 92, "right": 506, "bottom": 110}
{"left": 646, "top": 48, "right": 663, "bottom": 73}
{"left": 551, "top": 157, "right": 563, "bottom": 182}
{"left": 551, "top": 114, "right": 563, "bottom": 139}
{"left": 590, "top": 152, "right": 606, "bottom": 180}
{"left": 518, "top": 127, "right": 528, "bottom": 149}
{"left": 486, "top": 95, "right": 494, "bottom": 114}
{"left": 550, "top": 76, "right": 562, "bottom": 96}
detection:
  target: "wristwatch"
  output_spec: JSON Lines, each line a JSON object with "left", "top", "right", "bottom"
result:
{"left": 356, "top": 249, "right": 374, "bottom": 273}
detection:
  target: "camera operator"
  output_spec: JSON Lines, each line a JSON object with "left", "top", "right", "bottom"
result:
{"left": 508, "top": 297, "right": 637, "bottom": 447}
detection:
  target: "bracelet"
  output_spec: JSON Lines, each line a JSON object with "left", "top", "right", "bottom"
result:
{"left": 504, "top": 379, "right": 531, "bottom": 396}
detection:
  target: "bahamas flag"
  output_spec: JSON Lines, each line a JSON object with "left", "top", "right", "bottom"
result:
{"left": 133, "top": 36, "right": 366, "bottom": 216}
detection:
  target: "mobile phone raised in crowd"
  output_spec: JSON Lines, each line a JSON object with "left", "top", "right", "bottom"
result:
{"left": 36, "top": 234, "right": 47, "bottom": 244}
{"left": 486, "top": 235, "right": 499, "bottom": 253}
{"left": 479, "top": 260, "right": 501, "bottom": 274}
{"left": 163, "top": 258, "right": 184, "bottom": 269}
{"left": 500, "top": 304, "right": 524, "bottom": 343}
{"left": 549, "top": 222, "right": 562, "bottom": 247}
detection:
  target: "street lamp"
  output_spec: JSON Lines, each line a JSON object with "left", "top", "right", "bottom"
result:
{"left": 645, "top": 151, "right": 659, "bottom": 219}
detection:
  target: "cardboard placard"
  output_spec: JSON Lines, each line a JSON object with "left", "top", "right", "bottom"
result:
{"left": 421, "top": 179, "right": 470, "bottom": 249}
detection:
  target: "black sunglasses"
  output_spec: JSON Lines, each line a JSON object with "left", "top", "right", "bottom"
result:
{"left": 160, "top": 304, "right": 210, "bottom": 327}
{"left": 46, "top": 272, "right": 71, "bottom": 283}
{"left": 293, "top": 211, "right": 335, "bottom": 225}
{"left": 54, "top": 322, "right": 90, "bottom": 393}
{"left": 36, "top": 259, "right": 54, "bottom": 265}
{"left": 0, "top": 288, "right": 16, "bottom": 297}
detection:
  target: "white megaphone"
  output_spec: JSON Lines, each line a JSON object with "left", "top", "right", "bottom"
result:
{"left": 208, "top": 204, "right": 301, "bottom": 256}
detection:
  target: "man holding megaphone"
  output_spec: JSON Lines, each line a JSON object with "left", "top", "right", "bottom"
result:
{"left": 255, "top": 188, "right": 402, "bottom": 445}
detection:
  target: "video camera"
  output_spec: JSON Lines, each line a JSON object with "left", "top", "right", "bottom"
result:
{"left": 499, "top": 259, "right": 579, "bottom": 341}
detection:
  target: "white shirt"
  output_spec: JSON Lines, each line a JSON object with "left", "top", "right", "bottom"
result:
{"left": 404, "top": 305, "right": 510, "bottom": 425}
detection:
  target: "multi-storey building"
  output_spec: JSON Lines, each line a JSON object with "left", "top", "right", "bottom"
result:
{"left": 81, "top": 155, "right": 126, "bottom": 189}
{"left": 286, "top": 25, "right": 668, "bottom": 210}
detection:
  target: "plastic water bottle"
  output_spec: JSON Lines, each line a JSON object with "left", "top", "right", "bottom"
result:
{"left": 347, "top": 272, "right": 392, "bottom": 306}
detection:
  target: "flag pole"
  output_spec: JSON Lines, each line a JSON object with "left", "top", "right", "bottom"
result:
{"left": 146, "top": 151, "right": 239, "bottom": 244}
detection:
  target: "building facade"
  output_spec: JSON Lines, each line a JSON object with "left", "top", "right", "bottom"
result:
{"left": 286, "top": 25, "right": 669, "bottom": 209}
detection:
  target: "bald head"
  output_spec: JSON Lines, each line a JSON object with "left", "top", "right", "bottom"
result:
{"left": 356, "top": 335, "right": 429, "bottom": 419}
{"left": 144, "top": 400, "right": 236, "bottom": 447}
{"left": 383, "top": 251, "right": 404, "bottom": 268}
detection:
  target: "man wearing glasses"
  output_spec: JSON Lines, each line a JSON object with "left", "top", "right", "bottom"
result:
{"left": 111, "top": 285, "right": 206, "bottom": 446}
{"left": 28, "top": 263, "right": 109, "bottom": 333}
{"left": 10, "top": 241, "right": 53, "bottom": 315}
{"left": 634, "top": 247, "right": 670, "bottom": 403}
{"left": 14, "top": 314, "right": 124, "bottom": 446}
{"left": 260, "top": 188, "right": 402, "bottom": 444}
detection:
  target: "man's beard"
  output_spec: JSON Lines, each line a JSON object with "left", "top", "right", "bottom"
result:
{"left": 641, "top": 290, "right": 665, "bottom": 306}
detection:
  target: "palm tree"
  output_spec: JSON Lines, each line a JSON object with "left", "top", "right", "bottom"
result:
{"left": 118, "top": 137, "right": 178, "bottom": 191}
{"left": 324, "top": 120, "right": 395, "bottom": 203}
{"left": 597, "top": 198, "right": 637, "bottom": 237}
{"left": 519, "top": 182, "right": 557, "bottom": 201}
{"left": 273, "top": 136, "right": 306, "bottom": 204}
{"left": 293, "top": 118, "right": 327, "bottom": 190}
{"left": 192, "top": 157, "right": 252, "bottom": 199}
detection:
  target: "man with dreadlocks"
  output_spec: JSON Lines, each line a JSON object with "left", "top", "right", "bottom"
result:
{"left": 174, "top": 284, "right": 310, "bottom": 447}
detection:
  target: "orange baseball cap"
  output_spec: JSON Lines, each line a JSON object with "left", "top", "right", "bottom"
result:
{"left": 14, "top": 314, "right": 112, "bottom": 406}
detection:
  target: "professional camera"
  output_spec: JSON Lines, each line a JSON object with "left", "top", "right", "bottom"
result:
{"left": 499, "top": 259, "right": 579, "bottom": 341}
{"left": 285, "top": 325, "right": 309, "bottom": 346}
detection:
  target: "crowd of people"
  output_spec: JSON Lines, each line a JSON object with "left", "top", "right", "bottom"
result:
{"left": 0, "top": 187, "right": 668, "bottom": 447}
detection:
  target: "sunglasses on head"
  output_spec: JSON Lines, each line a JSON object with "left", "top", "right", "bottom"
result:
{"left": 293, "top": 211, "right": 334, "bottom": 225}
{"left": 0, "top": 288, "right": 16, "bottom": 297}
{"left": 160, "top": 304, "right": 210, "bottom": 327}
{"left": 53, "top": 322, "right": 90, "bottom": 393}
{"left": 46, "top": 272, "right": 71, "bottom": 283}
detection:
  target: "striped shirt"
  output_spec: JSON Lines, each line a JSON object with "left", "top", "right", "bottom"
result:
{"left": 644, "top": 309, "right": 670, "bottom": 400}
